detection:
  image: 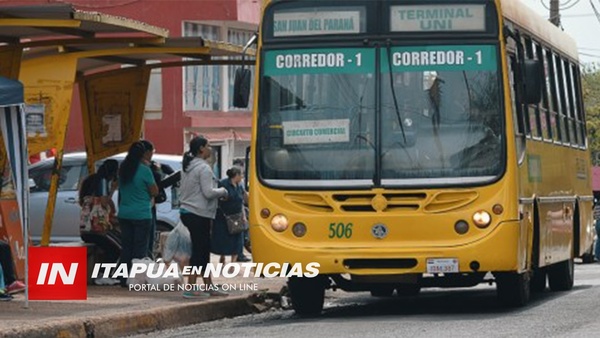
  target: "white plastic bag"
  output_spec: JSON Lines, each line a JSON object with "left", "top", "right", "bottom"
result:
{"left": 163, "top": 221, "right": 192, "bottom": 264}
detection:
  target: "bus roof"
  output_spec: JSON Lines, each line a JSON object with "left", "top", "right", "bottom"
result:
{"left": 500, "top": 0, "right": 579, "bottom": 61}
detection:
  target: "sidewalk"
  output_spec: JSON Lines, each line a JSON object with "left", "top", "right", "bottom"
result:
{"left": 0, "top": 254, "right": 287, "bottom": 338}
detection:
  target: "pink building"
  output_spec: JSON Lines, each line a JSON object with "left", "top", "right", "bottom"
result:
{"left": 593, "top": 167, "right": 600, "bottom": 194}
{"left": 10, "top": 0, "right": 259, "bottom": 177}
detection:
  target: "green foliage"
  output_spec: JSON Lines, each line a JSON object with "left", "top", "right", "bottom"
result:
{"left": 582, "top": 63, "right": 600, "bottom": 164}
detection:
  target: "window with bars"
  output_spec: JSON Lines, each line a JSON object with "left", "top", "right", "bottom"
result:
{"left": 183, "top": 23, "right": 222, "bottom": 111}
{"left": 183, "top": 22, "right": 255, "bottom": 112}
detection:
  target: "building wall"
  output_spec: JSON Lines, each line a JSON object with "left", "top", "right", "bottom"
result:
{"left": 5, "top": 0, "right": 259, "bottom": 156}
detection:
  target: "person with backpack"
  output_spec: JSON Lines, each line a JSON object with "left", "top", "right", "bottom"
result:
{"left": 78, "top": 159, "right": 121, "bottom": 264}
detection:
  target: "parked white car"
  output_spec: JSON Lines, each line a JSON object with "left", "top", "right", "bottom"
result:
{"left": 28, "top": 152, "right": 182, "bottom": 243}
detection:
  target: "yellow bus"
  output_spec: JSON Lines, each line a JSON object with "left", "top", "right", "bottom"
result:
{"left": 234, "top": 0, "right": 595, "bottom": 315}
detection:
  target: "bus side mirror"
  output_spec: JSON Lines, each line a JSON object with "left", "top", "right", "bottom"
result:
{"left": 523, "top": 60, "right": 542, "bottom": 104}
{"left": 233, "top": 68, "right": 252, "bottom": 108}
{"left": 244, "top": 146, "right": 250, "bottom": 192}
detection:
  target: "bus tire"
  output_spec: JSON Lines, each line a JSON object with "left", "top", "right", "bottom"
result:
{"left": 495, "top": 272, "right": 530, "bottom": 307}
{"left": 395, "top": 284, "right": 421, "bottom": 297}
{"left": 548, "top": 258, "right": 574, "bottom": 291}
{"left": 530, "top": 268, "right": 546, "bottom": 293}
{"left": 370, "top": 285, "right": 395, "bottom": 297}
{"left": 288, "top": 276, "right": 326, "bottom": 316}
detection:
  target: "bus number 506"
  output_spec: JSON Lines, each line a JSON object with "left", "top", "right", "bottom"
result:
{"left": 328, "top": 222, "right": 353, "bottom": 239}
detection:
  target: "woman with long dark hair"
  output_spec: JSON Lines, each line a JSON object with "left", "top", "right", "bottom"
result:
{"left": 179, "top": 136, "right": 228, "bottom": 298}
{"left": 118, "top": 141, "right": 158, "bottom": 286}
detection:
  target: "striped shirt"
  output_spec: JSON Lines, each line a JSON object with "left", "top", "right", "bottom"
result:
{"left": 594, "top": 203, "right": 600, "bottom": 220}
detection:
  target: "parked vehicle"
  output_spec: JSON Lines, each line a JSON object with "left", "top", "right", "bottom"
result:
{"left": 28, "top": 152, "right": 182, "bottom": 244}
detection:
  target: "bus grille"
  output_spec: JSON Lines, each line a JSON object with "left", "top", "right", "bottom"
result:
{"left": 284, "top": 190, "right": 477, "bottom": 213}
{"left": 343, "top": 258, "right": 418, "bottom": 269}
{"left": 333, "top": 193, "right": 424, "bottom": 212}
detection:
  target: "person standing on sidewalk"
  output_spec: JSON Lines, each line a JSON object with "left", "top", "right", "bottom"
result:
{"left": 211, "top": 166, "right": 245, "bottom": 265}
{"left": 140, "top": 139, "right": 169, "bottom": 259}
{"left": 179, "top": 136, "right": 228, "bottom": 299}
{"left": 232, "top": 158, "right": 251, "bottom": 262}
{"left": 118, "top": 142, "right": 159, "bottom": 287}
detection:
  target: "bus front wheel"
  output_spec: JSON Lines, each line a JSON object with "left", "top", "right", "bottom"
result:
{"left": 370, "top": 285, "right": 395, "bottom": 297}
{"left": 495, "top": 272, "right": 530, "bottom": 307}
{"left": 396, "top": 284, "right": 421, "bottom": 297}
{"left": 288, "top": 276, "right": 326, "bottom": 316}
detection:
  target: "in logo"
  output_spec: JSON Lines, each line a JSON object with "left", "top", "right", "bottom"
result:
{"left": 29, "top": 247, "right": 87, "bottom": 300}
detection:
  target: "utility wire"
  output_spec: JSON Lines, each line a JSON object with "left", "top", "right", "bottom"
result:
{"left": 540, "top": 0, "right": 581, "bottom": 10}
{"left": 579, "top": 52, "right": 600, "bottom": 59}
{"left": 590, "top": 0, "right": 600, "bottom": 26}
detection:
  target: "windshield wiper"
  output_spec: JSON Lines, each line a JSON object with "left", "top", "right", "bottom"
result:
{"left": 385, "top": 40, "right": 407, "bottom": 144}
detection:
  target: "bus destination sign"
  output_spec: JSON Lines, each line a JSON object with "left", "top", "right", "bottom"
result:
{"left": 273, "top": 11, "right": 361, "bottom": 37}
{"left": 390, "top": 5, "right": 485, "bottom": 32}
{"left": 264, "top": 48, "right": 374, "bottom": 76}
{"left": 382, "top": 45, "right": 496, "bottom": 72}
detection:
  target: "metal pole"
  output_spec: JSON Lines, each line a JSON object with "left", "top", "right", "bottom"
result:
{"left": 550, "top": 0, "right": 561, "bottom": 26}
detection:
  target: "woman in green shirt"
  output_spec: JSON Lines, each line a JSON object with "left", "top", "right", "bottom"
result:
{"left": 118, "top": 142, "right": 158, "bottom": 286}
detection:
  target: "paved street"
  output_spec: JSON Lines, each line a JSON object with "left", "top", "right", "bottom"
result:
{"left": 133, "top": 262, "right": 600, "bottom": 338}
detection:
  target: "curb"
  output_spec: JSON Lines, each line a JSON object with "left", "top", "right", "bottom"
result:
{"left": 0, "top": 296, "right": 255, "bottom": 338}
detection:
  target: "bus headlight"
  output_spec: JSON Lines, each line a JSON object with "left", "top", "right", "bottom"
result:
{"left": 271, "top": 214, "right": 289, "bottom": 232}
{"left": 473, "top": 211, "right": 492, "bottom": 228}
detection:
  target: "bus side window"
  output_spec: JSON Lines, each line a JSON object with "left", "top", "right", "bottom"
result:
{"left": 507, "top": 55, "right": 525, "bottom": 136}
{"left": 569, "top": 64, "right": 586, "bottom": 147}
{"left": 544, "top": 48, "right": 561, "bottom": 142}
{"left": 535, "top": 42, "right": 552, "bottom": 141}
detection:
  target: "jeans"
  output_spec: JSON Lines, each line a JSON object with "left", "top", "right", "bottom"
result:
{"left": 0, "top": 240, "right": 15, "bottom": 286}
{"left": 119, "top": 218, "right": 152, "bottom": 270}
{"left": 595, "top": 219, "right": 600, "bottom": 259}
{"left": 147, "top": 208, "right": 157, "bottom": 258}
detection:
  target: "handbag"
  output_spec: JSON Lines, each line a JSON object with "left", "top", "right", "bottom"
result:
{"left": 155, "top": 187, "right": 167, "bottom": 204}
{"left": 80, "top": 196, "right": 112, "bottom": 234}
{"left": 224, "top": 211, "right": 247, "bottom": 235}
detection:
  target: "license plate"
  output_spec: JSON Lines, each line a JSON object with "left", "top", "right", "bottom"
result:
{"left": 426, "top": 258, "right": 459, "bottom": 274}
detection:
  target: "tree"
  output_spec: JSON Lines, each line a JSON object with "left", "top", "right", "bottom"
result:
{"left": 582, "top": 63, "right": 600, "bottom": 165}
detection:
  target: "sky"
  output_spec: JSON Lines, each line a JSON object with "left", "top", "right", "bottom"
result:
{"left": 524, "top": 0, "right": 600, "bottom": 64}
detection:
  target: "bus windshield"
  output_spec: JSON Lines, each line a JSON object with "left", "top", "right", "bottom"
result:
{"left": 258, "top": 44, "right": 503, "bottom": 188}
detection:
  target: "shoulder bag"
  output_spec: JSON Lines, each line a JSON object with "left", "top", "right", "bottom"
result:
{"left": 225, "top": 211, "right": 247, "bottom": 235}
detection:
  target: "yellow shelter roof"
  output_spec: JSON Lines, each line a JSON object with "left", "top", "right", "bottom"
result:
{"left": 0, "top": 4, "right": 168, "bottom": 43}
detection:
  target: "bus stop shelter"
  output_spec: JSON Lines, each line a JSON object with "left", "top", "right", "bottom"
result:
{"left": 0, "top": 4, "right": 254, "bottom": 285}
